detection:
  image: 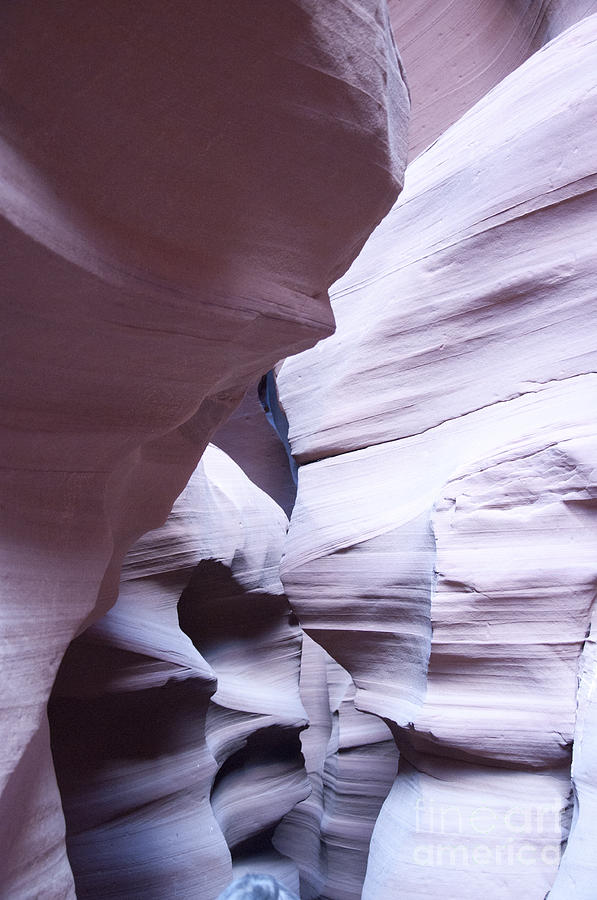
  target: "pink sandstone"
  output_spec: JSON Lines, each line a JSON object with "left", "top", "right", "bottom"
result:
{"left": 0, "top": 2, "right": 409, "bottom": 895}
{"left": 277, "top": 13, "right": 597, "bottom": 899}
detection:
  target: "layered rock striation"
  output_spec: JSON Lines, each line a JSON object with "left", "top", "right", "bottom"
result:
{"left": 50, "top": 444, "right": 398, "bottom": 899}
{"left": 50, "top": 446, "right": 305, "bottom": 898}
{"left": 278, "top": 14, "right": 597, "bottom": 898}
{"left": 4, "top": 3, "right": 596, "bottom": 898}
{"left": 274, "top": 636, "right": 397, "bottom": 900}
{"left": 0, "top": 2, "right": 409, "bottom": 894}
{"left": 388, "top": 0, "right": 597, "bottom": 159}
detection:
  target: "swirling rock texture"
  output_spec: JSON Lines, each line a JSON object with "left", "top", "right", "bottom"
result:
{"left": 387, "top": 0, "right": 597, "bottom": 159}
{"left": 274, "top": 636, "right": 397, "bottom": 900}
{"left": 205, "top": 0, "right": 589, "bottom": 518}
{"left": 51, "top": 447, "right": 396, "bottom": 900}
{"left": 5, "top": 2, "right": 597, "bottom": 899}
{"left": 49, "top": 445, "right": 306, "bottom": 899}
{"left": 277, "top": 11, "right": 597, "bottom": 900}
{"left": 0, "top": 1, "right": 409, "bottom": 896}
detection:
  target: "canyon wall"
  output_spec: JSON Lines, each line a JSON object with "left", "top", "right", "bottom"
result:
{"left": 387, "top": 0, "right": 597, "bottom": 158}
{"left": 50, "top": 446, "right": 398, "bottom": 900}
{"left": 3, "top": 2, "right": 597, "bottom": 898}
{"left": 277, "top": 12, "right": 597, "bottom": 899}
{"left": 274, "top": 636, "right": 397, "bottom": 900}
{"left": 50, "top": 446, "right": 305, "bottom": 898}
{"left": 0, "top": 2, "right": 409, "bottom": 895}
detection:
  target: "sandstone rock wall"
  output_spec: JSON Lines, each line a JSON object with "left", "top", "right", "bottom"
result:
{"left": 0, "top": 2, "right": 409, "bottom": 894}
{"left": 50, "top": 446, "right": 396, "bottom": 900}
{"left": 388, "top": 0, "right": 597, "bottom": 159}
{"left": 274, "top": 636, "right": 397, "bottom": 899}
{"left": 50, "top": 446, "right": 304, "bottom": 898}
{"left": 277, "top": 13, "right": 597, "bottom": 898}
{"left": 3, "top": 3, "right": 596, "bottom": 898}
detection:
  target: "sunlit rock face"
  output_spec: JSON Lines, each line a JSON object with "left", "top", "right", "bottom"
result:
{"left": 278, "top": 14, "right": 597, "bottom": 899}
{"left": 0, "top": 1, "right": 409, "bottom": 894}
{"left": 49, "top": 446, "right": 305, "bottom": 899}
{"left": 214, "top": 0, "right": 597, "bottom": 517}
{"left": 5, "top": 1, "right": 596, "bottom": 897}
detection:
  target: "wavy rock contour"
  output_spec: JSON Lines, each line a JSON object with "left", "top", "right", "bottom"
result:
{"left": 277, "top": 14, "right": 597, "bottom": 898}
{"left": 50, "top": 446, "right": 306, "bottom": 898}
{"left": 0, "top": 2, "right": 409, "bottom": 894}
{"left": 388, "top": 0, "right": 597, "bottom": 158}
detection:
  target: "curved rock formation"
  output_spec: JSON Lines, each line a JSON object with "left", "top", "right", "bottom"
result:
{"left": 549, "top": 601, "right": 597, "bottom": 899}
{"left": 50, "top": 445, "right": 305, "bottom": 898}
{"left": 0, "top": 2, "right": 409, "bottom": 894}
{"left": 212, "top": 380, "right": 297, "bottom": 518}
{"left": 6, "top": 2, "right": 596, "bottom": 897}
{"left": 278, "top": 13, "right": 597, "bottom": 898}
{"left": 388, "top": 0, "right": 597, "bottom": 159}
{"left": 274, "top": 637, "right": 397, "bottom": 900}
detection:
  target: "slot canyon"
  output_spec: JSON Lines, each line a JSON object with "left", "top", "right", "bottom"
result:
{"left": 1, "top": 2, "right": 596, "bottom": 898}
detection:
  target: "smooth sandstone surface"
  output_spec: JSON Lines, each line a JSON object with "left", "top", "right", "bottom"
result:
{"left": 213, "top": 381, "right": 297, "bottom": 518}
{"left": 274, "top": 636, "right": 397, "bottom": 900}
{"left": 0, "top": 2, "right": 409, "bottom": 895}
{"left": 50, "top": 445, "right": 397, "bottom": 899}
{"left": 213, "top": 0, "right": 597, "bottom": 540}
{"left": 388, "top": 0, "right": 597, "bottom": 159}
{"left": 3, "top": 2, "right": 596, "bottom": 898}
{"left": 278, "top": 14, "right": 597, "bottom": 899}
{"left": 549, "top": 604, "right": 597, "bottom": 898}
{"left": 50, "top": 446, "right": 305, "bottom": 899}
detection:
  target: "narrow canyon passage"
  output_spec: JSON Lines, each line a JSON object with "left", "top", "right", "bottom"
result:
{"left": 3, "top": 2, "right": 597, "bottom": 899}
